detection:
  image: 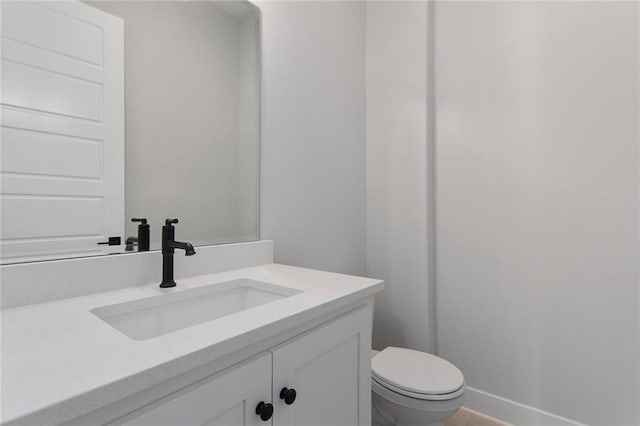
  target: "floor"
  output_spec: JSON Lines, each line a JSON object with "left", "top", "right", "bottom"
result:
{"left": 445, "top": 407, "right": 510, "bottom": 426}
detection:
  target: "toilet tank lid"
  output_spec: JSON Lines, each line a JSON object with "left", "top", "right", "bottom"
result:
{"left": 372, "top": 347, "right": 464, "bottom": 395}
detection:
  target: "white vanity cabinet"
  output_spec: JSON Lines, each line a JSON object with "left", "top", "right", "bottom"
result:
{"left": 107, "top": 306, "right": 371, "bottom": 426}
{"left": 120, "top": 354, "right": 272, "bottom": 426}
{"left": 271, "top": 306, "right": 370, "bottom": 426}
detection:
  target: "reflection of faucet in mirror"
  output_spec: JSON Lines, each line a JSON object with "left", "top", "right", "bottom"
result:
{"left": 124, "top": 237, "right": 137, "bottom": 252}
{"left": 125, "top": 218, "right": 150, "bottom": 252}
{"left": 160, "top": 219, "right": 196, "bottom": 288}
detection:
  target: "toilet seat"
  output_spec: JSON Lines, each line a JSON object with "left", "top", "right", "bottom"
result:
{"left": 372, "top": 347, "right": 465, "bottom": 401}
{"left": 372, "top": 375, "right": 464, "bottom": 401}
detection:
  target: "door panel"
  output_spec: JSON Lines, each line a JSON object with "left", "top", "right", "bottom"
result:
{"left": 292, "top": 335, "right": 359, "bottom": 426}
{"left": 2, "top": 59, "right": 103, "bottom": 120}
{"left": 1, "top": 196, "right": 102, "bottom": 239}
{"left": 118, "top": 353, "right": 272, "bottom": 426}
{"left": 203, "top": 402, "right": 244, "bottom": 426}
{"left": 0, "top": 0, "right": 124, "bottom": 262}
{"left": 2, "top": 127, "right": 103, "bottom": 178}
{"left": 1, "top": 0, "right": 104, "bottom": 64}
{"left": 271, "top": 306, "right": 372, "bottom": 426}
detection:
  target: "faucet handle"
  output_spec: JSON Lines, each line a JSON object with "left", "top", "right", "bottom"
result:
{"left": 165, "top": 218, "right": 179, "bottom": 226}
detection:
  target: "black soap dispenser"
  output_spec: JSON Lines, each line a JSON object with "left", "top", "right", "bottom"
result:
{"left": 131, "top": 218, "right": 150, "bottom": 252}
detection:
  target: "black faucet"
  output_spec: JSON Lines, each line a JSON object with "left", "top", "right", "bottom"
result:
{"left": 125, "top": 218, "right": 151, "bottom": 252}
{"left": 160, "top": 218, "right": 196, "bottom": 288}
{"left": 125, "top": 236, "right": 138, "bottom": 251}
{"left": 132, "top": 218, "right": 150, "bottom": 251}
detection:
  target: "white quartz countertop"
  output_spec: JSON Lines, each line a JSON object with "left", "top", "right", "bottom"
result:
{"left": 1, "top": 263, "right": 383, "bottom": 425}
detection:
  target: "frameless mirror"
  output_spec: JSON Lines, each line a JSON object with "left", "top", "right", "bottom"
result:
{"left": 0, "top": 0, "right": 260, "bottom": 264}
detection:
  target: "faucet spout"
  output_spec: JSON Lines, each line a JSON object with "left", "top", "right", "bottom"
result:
{"left": 169, "top": 241, "right": 196, "bottom": 256}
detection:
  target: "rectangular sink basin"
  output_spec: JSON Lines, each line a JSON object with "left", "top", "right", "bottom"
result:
{"left": 91, "top": 279, "right": 302, "bottom": 341}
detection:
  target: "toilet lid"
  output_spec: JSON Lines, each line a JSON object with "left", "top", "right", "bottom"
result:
{"left": 371, "top": 347, "right": 464, "bottom": 397}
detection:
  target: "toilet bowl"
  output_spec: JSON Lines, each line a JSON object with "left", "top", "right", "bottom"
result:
{"left": 371, "top": 347, "right": 465, "bottom": 426}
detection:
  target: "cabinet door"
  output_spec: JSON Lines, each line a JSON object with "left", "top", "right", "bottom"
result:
{"left": 118, "top": 353, "right": 272, "bottom": 426}
{"left": 271, "top": 306, "right": 372, "bottom": 426}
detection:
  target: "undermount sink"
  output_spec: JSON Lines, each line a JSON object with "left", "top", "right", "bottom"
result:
{"left": 91, "top": 279, "right": 302, "bottom": 341}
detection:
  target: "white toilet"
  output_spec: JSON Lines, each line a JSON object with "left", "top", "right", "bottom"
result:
{"left": 371, "top": 347, "right": 465, "bottom": 426}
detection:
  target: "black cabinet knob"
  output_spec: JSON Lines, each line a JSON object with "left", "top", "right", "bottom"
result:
{"left": 255, "top": 401, "right": 274, "bottom": 421}
{"left": 279, "top": 387, "right": 297, "bottom": 405}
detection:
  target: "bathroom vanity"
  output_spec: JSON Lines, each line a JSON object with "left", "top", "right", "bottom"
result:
{"left": 1, "top": 261, "right": 383, "bottom": 425}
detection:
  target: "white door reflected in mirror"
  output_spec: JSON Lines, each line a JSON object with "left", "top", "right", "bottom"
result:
{"left": 0, "top": 1, "right": 125, "bottom": 263}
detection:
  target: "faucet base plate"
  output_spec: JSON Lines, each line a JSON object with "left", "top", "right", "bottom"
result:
{"left": 159, "top": 280, "right": 177, "bottom": 288}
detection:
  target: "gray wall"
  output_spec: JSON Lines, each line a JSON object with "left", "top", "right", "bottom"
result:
{"left": 237, "top": 13, "right": 260, "bottom": 241}
{"left": 260, "top": 1, "right": 367, "bottom": 275}
{"left": 366, "top": 2, "right": 434, "bottom": 354}
{"left": 435, "top": 2, "right": 639, "bottom": 424}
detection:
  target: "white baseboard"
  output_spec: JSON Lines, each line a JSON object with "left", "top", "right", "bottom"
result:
{"left": 464, "top": 386, "right": 588, "bottom": 426}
